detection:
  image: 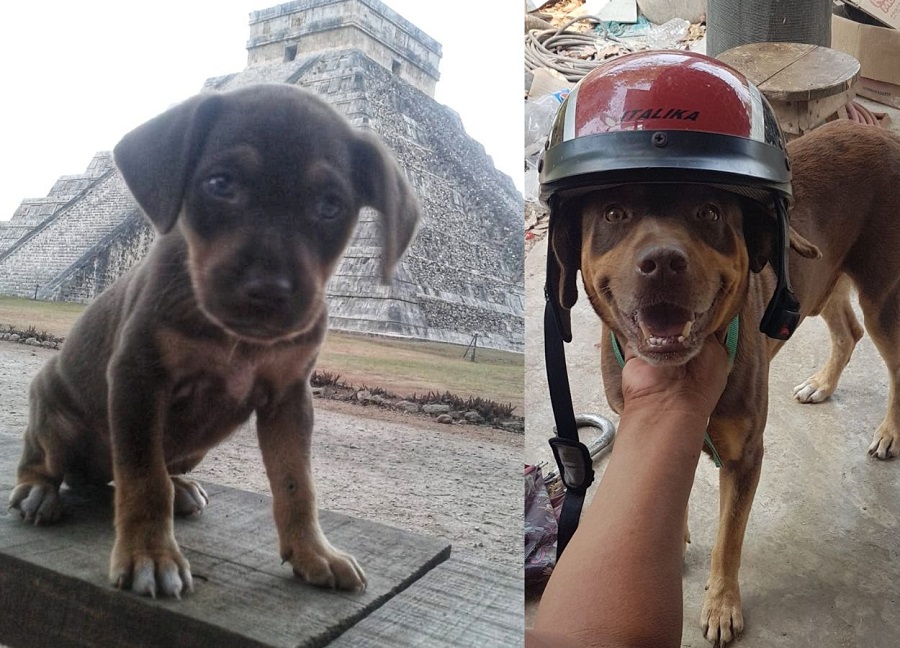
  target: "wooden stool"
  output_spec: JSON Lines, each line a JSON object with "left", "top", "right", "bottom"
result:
{"left": 717, "top": 42, "right": 861, "bottom": 139}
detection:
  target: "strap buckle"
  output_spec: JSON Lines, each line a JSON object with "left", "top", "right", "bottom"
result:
{"left": 549, "top": 436, "right": 595, "bottom": 493}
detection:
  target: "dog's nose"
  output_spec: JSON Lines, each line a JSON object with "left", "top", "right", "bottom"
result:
{"left": 239, "top": 276, "right": 294, "bottom": 306}
{"left": 636, "top": 246, "right": 688, "bottom": 278}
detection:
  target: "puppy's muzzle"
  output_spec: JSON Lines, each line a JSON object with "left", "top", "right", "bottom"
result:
{"left": 236, "top": 272, "right": 294, "bottom": 311}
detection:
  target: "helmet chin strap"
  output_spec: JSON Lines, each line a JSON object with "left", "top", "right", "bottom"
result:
{"left": 759, "top": 198, "right": 801, "bottom": 340}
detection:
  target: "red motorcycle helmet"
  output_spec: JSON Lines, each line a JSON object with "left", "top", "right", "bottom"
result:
{"left": 540, "top": 50, "right": 800, "bottom": 341}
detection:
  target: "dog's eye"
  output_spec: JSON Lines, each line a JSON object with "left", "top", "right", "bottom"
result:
{"left": 204, "top": 174, "right": 236, "bottom": 199}
{"left": 314, "top": 195, "right": 344, "bottom": 221}
{"left": 697, "top": 204, "right": 720, "bottom": 222}
{"left": 604, "top": 206, "right": 627, "bottom": 223}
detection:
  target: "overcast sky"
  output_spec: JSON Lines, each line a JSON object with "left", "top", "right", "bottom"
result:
{"left": 1, "top": 1, "right": 521, "bottom": 221}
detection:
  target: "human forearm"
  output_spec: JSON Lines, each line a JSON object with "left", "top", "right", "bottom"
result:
{"left": 533, "top": 408, "right": 709, "bottom": 647}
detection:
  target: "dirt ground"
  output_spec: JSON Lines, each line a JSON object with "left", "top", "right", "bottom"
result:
{"left": 0, "top": 341, "right": 521, "bottom": 569}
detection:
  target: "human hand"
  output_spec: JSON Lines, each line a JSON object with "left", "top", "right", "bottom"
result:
{"left": 621, "top": 336, "right": 729, "bottom": 419}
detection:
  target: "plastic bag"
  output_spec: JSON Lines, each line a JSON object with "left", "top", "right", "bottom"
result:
{"left": 524, "top": 90, "right": 569, "bottom": 159}
{"left": 524, "top": 90, "right": 569, "bottom": 203}
{"left": 646, "top": 18, "right": 690, "bottom": 50}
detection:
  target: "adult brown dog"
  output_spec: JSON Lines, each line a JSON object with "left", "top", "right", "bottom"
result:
{"left": 550, "top": 119, "right": 900, "bottom": 644}
{"left": 8, "top": 83, "right": 420, "bottom": 598}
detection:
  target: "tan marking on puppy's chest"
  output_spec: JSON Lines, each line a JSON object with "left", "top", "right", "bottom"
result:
{"left": 156, "top": 329, "right": 316, "bottom": 408}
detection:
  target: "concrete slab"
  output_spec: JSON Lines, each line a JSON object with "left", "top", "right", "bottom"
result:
{"left": 525, "top": 232, "right": 900, "bottom": 645}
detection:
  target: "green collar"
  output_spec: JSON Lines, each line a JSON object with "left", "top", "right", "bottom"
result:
{"left": 610, "top": 315, "right": 739, "bottom": 469}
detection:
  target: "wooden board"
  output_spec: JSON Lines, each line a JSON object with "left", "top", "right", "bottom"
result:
{"left": 0, "top": 436, "right": 451, "bottom": 648}
{"left": 330, "top": 552, "right": 523, "bottom": 647}
{"left": 718, "top": 42, "right": 860, "bottom": 102}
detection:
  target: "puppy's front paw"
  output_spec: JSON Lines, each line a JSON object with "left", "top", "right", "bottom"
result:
{"left": 701, "top": 579, "right": 743, "bottom": 646}
{"left": 868, "top": 421, "right": 900, "bottom": 460}
{"left": 9, "top": 481, "right": 63, "bottom": 525}
{"left": 283, "top": 539, "right": 367, "bottom": 591}
{"left": 110, "top": 533, "right": 193, "bottom": 598}
{"left": 171, "top": 476, "right": 209, "bottom": 516}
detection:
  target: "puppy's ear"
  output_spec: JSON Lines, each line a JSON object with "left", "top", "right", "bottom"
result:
{"left": 351, "top": 130, "right": 421, "bottom": 284}
{"left": 113, "top": 93, "right": 222, "bottom": 233}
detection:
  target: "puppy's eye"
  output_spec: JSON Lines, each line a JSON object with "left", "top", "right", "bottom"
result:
{"left": 604, "top": 205, "right": 627, "bottom": 223}
{"left": 697, "top": 204, "right": 720, "bottom": 222}
{"left": 204, "top": 174, "right": 236, "bottom": 199}
{"left": 314, "top": 195, "right": 344, "bottom": 221}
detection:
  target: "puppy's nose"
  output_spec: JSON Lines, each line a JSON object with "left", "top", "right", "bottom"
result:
{"left": 636, "top": 246, "right": 688, "bottom": 278}
{"left": 239, "top": 276, "right": 294, "bottom": 306}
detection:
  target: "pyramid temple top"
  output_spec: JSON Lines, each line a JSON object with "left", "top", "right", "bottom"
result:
{"left": 247, "top": 0, "right": 442, "bottom": 97}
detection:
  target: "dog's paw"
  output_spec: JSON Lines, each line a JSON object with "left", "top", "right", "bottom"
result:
{"left": 701, "top": 580, "right": 743, "bottom": 646}
{"left": 283, "top": 540, "right": 367, "bottom": 591}
{"left": 793, "top": 375, "right": 834, "bottom": 404}
{"left": 868, "top": 422, "right": 900, "bottom": 460}
{"left": 110, "top": 534, "right": 193, "bottom": 598}
{"left": 8, "top": 481, "right": 63, "bottom": 525}
{"left": 171, "top": 476, "right": 209, "bottom": 516}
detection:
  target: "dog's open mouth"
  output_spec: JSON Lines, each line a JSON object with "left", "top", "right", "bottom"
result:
{"left": 629, "top": 302, "right": 699, "bottom": 357}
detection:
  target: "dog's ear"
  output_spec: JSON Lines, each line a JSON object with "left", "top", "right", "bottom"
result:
{"left": 550, "top": 211, "right": 582, "bottom": 310}
{"left": 742, "top": 200, "right": 821, "bottom": 272}
{"left": 548, "top": 204, "right": 583, "bottom": 339}
{"left": 113, "top": 93, "right": 222, "bottom": 233}
{"left": 351, "top": 130, "right": 421, "bottom": 284}
{"left": 742, "top": 201, "right": 774, "bottom": 273}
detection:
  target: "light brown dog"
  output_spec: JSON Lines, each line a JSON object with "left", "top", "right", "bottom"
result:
{"left": 550, "top": 119, "right": 900, "bottom": 644}
{"left": 8, "top": 83, "right": 420, "bottom": 598}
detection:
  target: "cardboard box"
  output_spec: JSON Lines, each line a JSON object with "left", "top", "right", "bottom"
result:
{"left": 844, "top": 0, "right": 900, "bottom": 31}
{"left": 833, "top": 4, "right": 900, "bottom": 108}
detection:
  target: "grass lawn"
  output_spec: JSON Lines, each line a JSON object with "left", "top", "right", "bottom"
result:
{"left": 0, "top": 297, "right": 87, "bottom": 337}
{"left": 0, "top": 296, "right": 523, "bottom": 412}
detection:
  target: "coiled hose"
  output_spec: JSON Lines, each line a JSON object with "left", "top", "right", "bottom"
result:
{"left": 844, "top": 99, "right": 882, "bottom": 126}
{"left": 525, "top": 15, "right": 631, "bottom": 83}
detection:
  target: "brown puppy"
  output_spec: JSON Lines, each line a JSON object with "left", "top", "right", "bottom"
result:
{"left": 8, "top": 83, "right": 420, "bottom": 598}
{"left": 550, "top": 119, "right": 900, "bottom": 644}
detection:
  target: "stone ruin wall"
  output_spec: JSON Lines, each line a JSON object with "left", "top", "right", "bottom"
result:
{"left": 0, "top": 153, "right": 114, "bottom": 257}
{"left": 246, "top": 0, "right": 442, "bottom": 97}
{"left": 0, "top": 156, "right": 141, "bottom": 300}
{"left": 361, "top": 60, "right": 523, "bottom": 348}
{"left": 46, "top": 214, "right": 155, "bottom": 303}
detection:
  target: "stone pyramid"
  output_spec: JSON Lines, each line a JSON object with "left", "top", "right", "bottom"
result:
{"left": 0, "top": 0, "right": 523, "bottom": 351}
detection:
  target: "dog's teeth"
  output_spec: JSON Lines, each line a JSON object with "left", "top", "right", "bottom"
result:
{"left": 682, "top": 321, "right": 693, "bottom": 338}
{"left": 639, "top": 321, "right": 652, "bottom": 340}
{"left": 677, "top": 335, "right": 685, "bottom": 343}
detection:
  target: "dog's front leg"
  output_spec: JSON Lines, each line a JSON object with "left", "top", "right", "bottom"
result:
{"left": 256, "top": 382, "right": 366, "bottom": 591}
{"left": 107, "top": 359, "right": 192, "bottom": 598}
{"left": 700, "top": 418, "right": 764, "bottom": 646}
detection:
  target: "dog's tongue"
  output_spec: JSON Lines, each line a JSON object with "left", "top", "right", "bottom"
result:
{"left": 637, "top": 303, "right": 694, "bottom": 342}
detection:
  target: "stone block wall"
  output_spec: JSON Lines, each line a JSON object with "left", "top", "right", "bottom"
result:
{"left": 0, "top": 153, "right": 115, "bottom": 255}
{"left": 246, "top": 0, "right": 441, "bottom": 96}
{"left": 0, "top": 165, "right": 136, "bottom": 298}
{"left": 45, "top": 213, "right": 155, "bottom": 303}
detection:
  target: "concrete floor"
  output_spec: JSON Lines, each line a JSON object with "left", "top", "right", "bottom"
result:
{"left": 523, "top": 110, "right": 900, "bottom": 644}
